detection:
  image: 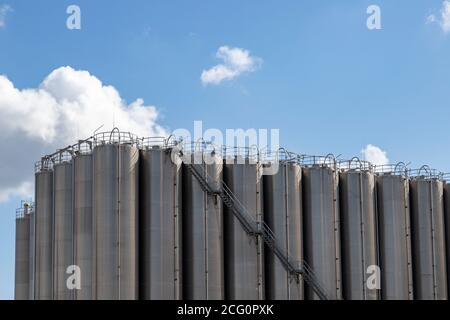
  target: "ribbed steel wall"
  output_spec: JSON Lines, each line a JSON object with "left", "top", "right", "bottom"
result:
{"left": 183, "top": 153, "right": 224, "bottom": 300}
{"left": 53, "top": 163, "right": 74, "bottom": 300}
{"left": 302, "top": 166, "right": 342, "bottom": 300}
{"left": 224, "top": 158, "right": 264, "bottom": 300}
{"left": 93, "top": 144, "right": 139, "bottom": 300}
{"left": 410, "top": 178, "right": 448, "bottom": 300}
{"left": 263, "top": 162, "right": 303, "bottom": 300}
{"left": 339, "top": 171, "right": 378, "bottom": 300}
{"left": 139, "top": 147, "right": 182, "bottom": 300}
{"left": 376, "top": 175, "right": 413, "bottom": 300}
{"left": 73, "top": 154, "right": 93, "bottom": 300}
{"left": 34, "top": 170, "right": 53, "bottom": 300}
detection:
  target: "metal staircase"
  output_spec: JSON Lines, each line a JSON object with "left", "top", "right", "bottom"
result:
{"left": 185, "top": 161, "right": 330, "bottom": 300}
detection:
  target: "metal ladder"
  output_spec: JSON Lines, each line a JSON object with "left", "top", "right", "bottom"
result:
{"left": 185, "top": 161, "right": 330, "bottom": 300}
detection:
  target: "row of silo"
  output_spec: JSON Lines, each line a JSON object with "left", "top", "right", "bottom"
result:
{"left": 17, "top": 130, "right": 450, "bottom": 300}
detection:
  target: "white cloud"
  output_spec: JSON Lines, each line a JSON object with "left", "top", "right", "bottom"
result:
{"left": 0, "top": 66, "right": 166, "bottom": 202}
{"left": 427, "top": 1, "right": 450, "bottom": 33}
{"left": 201, "top": 46, "right": 262, "bottom": 85}
{"left": 361, "top": 144, "right": 389, "bottom": 166}
{"left": 0, "top": 4, "right": 11, "bottom": 29}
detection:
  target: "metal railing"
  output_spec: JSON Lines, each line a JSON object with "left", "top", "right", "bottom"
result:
{"left": 182, "top": 152, "right": 330, "bottom": 300}
{"left": 15, "top": 200, "right": 34, "bottom": 219}
{"left": 338, "top": 157, "right": 373, "bottom": 172}
{"left": 93, "top": 128, "right": 140, "bottom": 147}
{"left": 374, "top": 162, "right": 409, "bottom": 177}
{"left": 299, "top": 154, "right": 337, "bottom": 169}
{"left": 408, "top": 165, "right": 444, "bottom": 180}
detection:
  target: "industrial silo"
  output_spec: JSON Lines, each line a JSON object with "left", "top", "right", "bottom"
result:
{"left": 93, "top": 130, "right": 139, "bottom": 300}
{"left": 73, "top": 142, "right": 93, "bottom": 300}
{"left": 375, "top": 164, "right": 413, "bottom": 300}
{"left": 444, "top": 180, "right": 450, "bottom": 293}
{"left": 182, "top": 151, "right": 224, "bottom": 300}
{"left": 140, "top": 143, "right": 182, "bottom": 300}
{"left": 34, "top": 163, "right": 53, "bottom": 300}
{"left": 223, "top": 155, "right": 264, "bottom": 300}
{"left": 339, "top": 159, "right": 379, "bottom": 300}
{"left": 15, "top": 202, "right": 31, "bottom": 300}
{"left": 409, "top": 168, "right": 447, "bottom": 300}
{"left": 302, "top": 155, "right": 341, "bottom": 300}
{"left": 53, "top": 157, "right": 74, "bottom": 300}
{"left": 263, "top": 157, "right": 303, "bottom": 300}
{"left": 28, "top": 204, "right": 35, "bottom": 300}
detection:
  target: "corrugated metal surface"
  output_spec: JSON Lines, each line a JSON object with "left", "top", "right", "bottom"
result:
{"left": 263, "top": 162, "right": 303, "bottom": 300}
{"left": 410, "top": 178, "right": 447, "bottom": 300}
{"left": 183, "top": 153, "right": 224, "bottom": 300}
{"left": 303, "top": 166, "right": 341, "bottom": 300}
{"left": 224, "top": 158, "right": 264, "bottom": 300}
{"left": 53, "top": 162, "right": 74, "bottom": 300}
{"left": 140, "top": 147, "right": 182, "bottom": 300}
{"left": 35, "top": 170, "right": 53, "bottom": 300}
{"left": 15, "top": 213, "right": 31, "bottom": 300}
{"left": 73, "top": 154, "right": 93, "bottom": 300}
{"left": 376, "top": 175, "right": 413, "bottom": 300}
{"left": 444, "top": 183, "right": 450, "bottom": 294}
{"left": 93, "top": 144, "right": 139, "bottom": 300}
{"left": 340, "top": 171, "right": 379, "bottom": 300}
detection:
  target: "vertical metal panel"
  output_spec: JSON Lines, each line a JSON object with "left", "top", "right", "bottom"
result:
{"left": 73, "top": 154, "right": 93, "bottom": 300}
{"left": 140, "top": 147, "right": 182, "bottom": 300}
{"left": 444, "top": 183, "right": 450, "bottom": 294}
{"left": 35, "top": 170, "right": 53, "bottom": 300}
{"left": 224, "top": 158, "right": 264, "bottom": 300}
{"left": 376, "top": 175, "right": 413, "bottom": 300}
{"left": 15, "top": 213, "right": 31, "bottom": 300}
{"left": 303, "top": 166, "right": 341, "bottom": 300}
{"left": 93, "top": 144, "right": 139, "bottom": 300}
{"left": 410, "top": 179, "right": 447, "bottom": 300}
{"left": 183, "top": 153, "right": 224, "bottom": 300}
{"left": 53, "top": 163, "right": 74, "bottom": 300}
{"left": 263, "top": 162, "right": 303, "bottom": 300}
{"left": 340, "top": 171, "right": 379, "bottom": 300}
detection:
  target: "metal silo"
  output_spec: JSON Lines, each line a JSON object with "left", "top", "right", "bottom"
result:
{"left": 375, "top": 164, "right": 413, "bottom": 300}
{"left": 263, "top": 155, "right": 303, "bottom": 300}
{"left": 140, "top": 141, "right": 182, "bottom": 300}
{"left": 29, "top": 204, "right": 35, "bottom": 300}
{"left": 53, "top": 158, "right": 74, "bottom": 300}
{"left": 302, "top": 155, "right": 341, "bottom": 300}
{"left": 73, "top": 142, "right": 93, "bottom": 300}
{"left": 182, "top": 151, "right": 224, "bottom": 300}
{"left": 93, "top": 130, "right": 139, "bottom": 300}
{"left": 15, "top": 202, "right": 31, "bottom": 300}
{"left": 409, "top": 167, "right": 447, "bottom": 300}
{"left": 444, "top": 180, "right": 450, "bottom": 294}
{"left": 223, "top": 154, "right": 264, "bottom": 300}
{"left": 34, "top": 163, "right": 53, "bottom": 300}
{"left": 339, "top": 159, "right": 379, "bottom": 300}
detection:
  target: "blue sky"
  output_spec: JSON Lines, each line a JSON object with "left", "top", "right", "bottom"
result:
{"left": 1, "top": 0, "right": 450, "bottom": 299}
